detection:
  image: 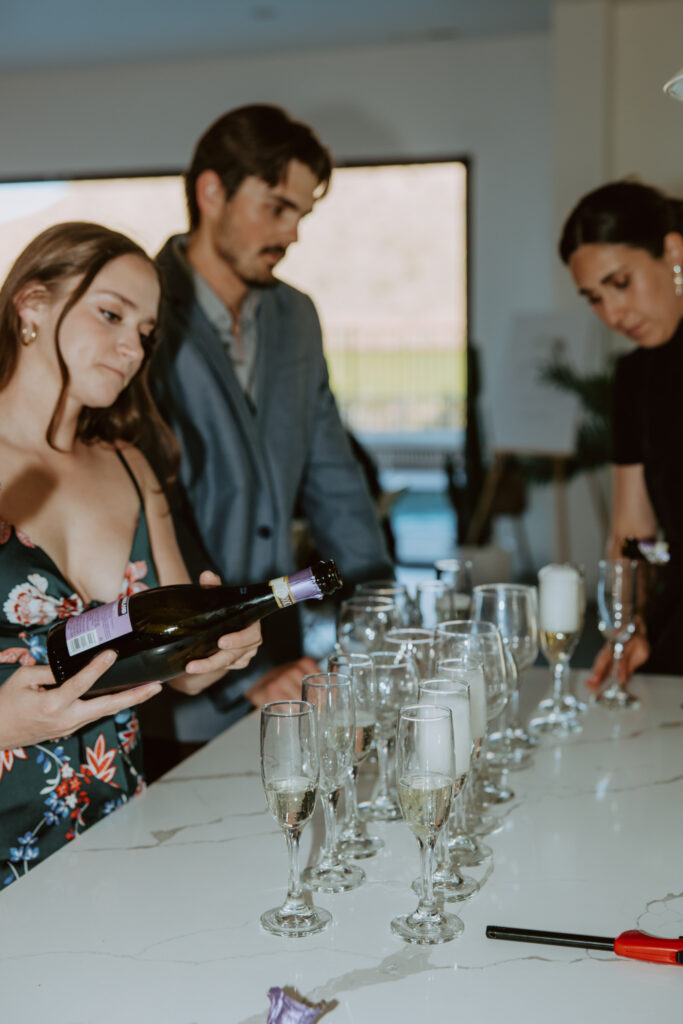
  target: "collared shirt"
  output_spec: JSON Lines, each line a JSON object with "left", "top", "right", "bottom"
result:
{"left": 172, "top": 236, "right": 261, "bottom": 406}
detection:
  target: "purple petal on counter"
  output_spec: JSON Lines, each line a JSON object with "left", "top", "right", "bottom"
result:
{"left": 267, "top": 987, "right": 326, "bottom": 1023}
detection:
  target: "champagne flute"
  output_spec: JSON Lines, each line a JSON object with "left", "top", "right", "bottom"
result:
{"left": 391, "top": 704, "right": 462, "bottom": 944}
{"left": 434, "top": 558, "right": 473, "bottom": 619}
{"left": 529, "top": 563, "right": 586, "bottom": 735}
{"left": 434, "top": 620, "right": 512, "bottom": 809}
{"left": 416, "top": 678, "right": 479, "bottom": 900}
{"left": 359, "top": 650, "right": 419, "bottom": 820}
{"left": 260, "top": 700, "right": 332, "bottom": 937}
{"left": 384, "top": 627, "right": 435, "bottom": 680}
{"left": 301, "top": 673, "right": 365, "bottom": 892}
{"left": 415, "top": 579, "right": 460, "bottom": 629}
{"left": 328, "top": 651, "right": 384, "bottom": 858}
{"left": 472, "top": 583, "right": 539, "bottom": 765}
{"left": 337, "top": 596, "right": 397, "bottom": 654}
{"left": 595, "top": 558, "right": 640, "bottom": 710}
{"left": 356, "top": 579, "right": 414, "bottom": 625}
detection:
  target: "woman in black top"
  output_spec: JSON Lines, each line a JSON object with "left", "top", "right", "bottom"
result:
{"left": 559, "top": 180, "right": 683, "bottom": 685}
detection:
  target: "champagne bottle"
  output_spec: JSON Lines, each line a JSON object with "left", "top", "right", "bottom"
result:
{"left": 46, "top": 560, "right": 342, "bottom": 696}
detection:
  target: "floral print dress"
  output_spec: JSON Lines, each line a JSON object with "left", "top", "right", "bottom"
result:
{"left": 0, "top": 454, "right": 159, "bottom": 889}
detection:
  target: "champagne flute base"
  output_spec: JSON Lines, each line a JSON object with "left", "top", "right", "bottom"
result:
{"left": 391, "top": 907, "right": 464, "bottom": 944}
{"left": 448, "top": 833, "right": 492, "bottom": 866}
{"left": 511, "top": 725, "right": 539, "bottom": 749}
{"left": 338, "top": 832, "right": 385, "bottom": 859}
{"left": 528, "top": 711, "right": 582, "bottom": 738}
{"left": 561, "top": 693, "right": 588, "bottom": 715}
{"left": 485, "top": 732, "right": 533, "bottom": 771}
{"left": 595, "top": 684, "right": 640, "bottom": 710}
{"left": 538, "top": 694, "right": 588, "bottom": 717}
{"left": 260, "top": 903, "right": 332, "bottom": 938}
{"left": 475, "top": 773, "right": 515, "bottom": 805}
{"left": 466, "top": 811, "right": 504, "bottom": 837}
{"left": 412, "top": 868, "right": 479, "bottom": 902}
{"left": 358, "top": 796, "right": 402, "bottom": 822}
{"left": 301, "top": 861, "right": 365, "bottom": 893}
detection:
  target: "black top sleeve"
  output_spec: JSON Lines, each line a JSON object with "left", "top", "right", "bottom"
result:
{"left": 612, "top": 351, "right": 644, "bottom": 465}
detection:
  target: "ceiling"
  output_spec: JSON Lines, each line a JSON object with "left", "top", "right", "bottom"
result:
{"left": 1, "top": 0, "right": 554, "bottom": 71}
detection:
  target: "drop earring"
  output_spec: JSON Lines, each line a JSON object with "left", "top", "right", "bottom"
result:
{"left": 673, "top": 263, "right": 683, "bottom": 298}
{"left": 20, "top": 322, "right": 37, "bottom": 346}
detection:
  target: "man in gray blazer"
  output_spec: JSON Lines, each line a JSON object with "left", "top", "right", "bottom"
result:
{"left": 150, "top": 104, "right": 393, "bottom": 737}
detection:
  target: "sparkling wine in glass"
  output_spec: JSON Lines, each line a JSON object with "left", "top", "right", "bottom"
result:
{"left": 391, "top": 704, "right": 462, "bottom": 944}
{"left": 260, "top": 700, "right": 332, "bottom": 937}
{"left": 417, "top": 676, "right": 479, "bottom": 900}
{"left": 327, "top": 651, "right": 384, "bottom": 859}
{"left": 596, "top": 558, "right": 640, "bottom": 710}
{"left": 434, "top": 620, "right": 513, "bottom": 811}
{"left": 530, "top": 563, "right": 586, "bottom": 735}
{"left": 301, "top": 673, "right": 365, "bottom": 893}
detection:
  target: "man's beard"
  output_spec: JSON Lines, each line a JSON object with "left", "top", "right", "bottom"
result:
{"left": 217, "top": 240, "right": 285, "bottom": 290}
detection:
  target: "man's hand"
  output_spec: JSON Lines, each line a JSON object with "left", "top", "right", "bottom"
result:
{"left": 245, "top": 657, "right": 322, "bottom": 708}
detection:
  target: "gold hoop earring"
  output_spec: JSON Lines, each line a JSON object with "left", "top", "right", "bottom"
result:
{"left": 20, "top": 322, "right": 37, "bottom": 347}
{"left": 673, "top": 263, "right": 683, "bottom": 298}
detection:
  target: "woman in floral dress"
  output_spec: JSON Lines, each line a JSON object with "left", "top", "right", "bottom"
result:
{"left": 0, "top": 222, "right": 261, "bottom": 887}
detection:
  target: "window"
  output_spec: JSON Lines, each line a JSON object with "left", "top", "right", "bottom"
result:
{"left": 0, "top": 161, "right": 467, "bottom": 468}
{"left": 0, "top": 161, "right": 468, "bottom": 566}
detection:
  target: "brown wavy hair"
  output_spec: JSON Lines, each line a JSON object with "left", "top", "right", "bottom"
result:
{"left": 0, "top": 221, "right": 178, "bottom": 479}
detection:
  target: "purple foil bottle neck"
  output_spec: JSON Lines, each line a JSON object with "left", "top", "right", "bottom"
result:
{"left": 288, "top": 567, "right": 323, "bottom": 602}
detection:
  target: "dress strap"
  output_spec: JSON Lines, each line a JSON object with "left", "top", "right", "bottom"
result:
{"left": 115, "top": 449, "right": 145, "bottom": 506}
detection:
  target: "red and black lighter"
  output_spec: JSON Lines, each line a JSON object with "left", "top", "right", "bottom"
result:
{"left": 486, "top": 925, "right": 683, "bottom": 966}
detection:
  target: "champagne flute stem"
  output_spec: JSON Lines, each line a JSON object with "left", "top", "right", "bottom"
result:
{"left": 345, "top": 765, "right": 360, "bottom": 830}
{"left": 417, "top": 836, "right": 438, "bottom": 912}
{"left": 319, "top": 788, "right": 339, "bottom": 865}
{"left": 375, "top": 735, "right": 391, "bottom": 800}
{"left": 550, "top": 661, "right": 565, "bottom": 713}
{"left": 612, "top": 641, "right": 624, "bottom": 679}
{"left": 282, "top": 828, "right": 307, "bottom": 913}
{"left": 508, "top": 677, "right": 523, "bottom": 731}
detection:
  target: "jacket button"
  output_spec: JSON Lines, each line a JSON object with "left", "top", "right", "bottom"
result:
{"left": 257, "top": 525, "right": 272, "bottom": 539}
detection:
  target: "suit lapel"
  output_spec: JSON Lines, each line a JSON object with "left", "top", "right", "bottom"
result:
{"left": 161, "top": 239, "right": 267, "bottom": 473}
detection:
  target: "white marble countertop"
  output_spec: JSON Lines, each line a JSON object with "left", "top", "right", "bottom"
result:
{"left": 1, "top": 669, "right": 682, "bottom": 1022}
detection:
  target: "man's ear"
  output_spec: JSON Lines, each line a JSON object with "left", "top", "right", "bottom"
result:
{"left": 195, "top": 170, "right": 226, "bottom": 224}
{"left": 13, "top": 280, "right": 51, "bottom": 325}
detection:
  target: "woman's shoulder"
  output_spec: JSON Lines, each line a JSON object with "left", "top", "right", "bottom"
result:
{"left": 111, "top": 443, "right": 162, "bottom": 503}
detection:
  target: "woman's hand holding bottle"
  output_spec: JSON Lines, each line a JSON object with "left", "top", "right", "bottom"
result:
{"left": 0, "top": 651, "right": 162, "bottom": 751}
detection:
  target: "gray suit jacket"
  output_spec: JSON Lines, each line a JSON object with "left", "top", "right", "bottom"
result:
{"left": 149, "top": 237, "right": 392, "bottom": 708}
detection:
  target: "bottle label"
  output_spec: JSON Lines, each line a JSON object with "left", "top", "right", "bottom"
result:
{"left": 269, "top": 569, "right": 322, "bottom": 608}
{"left": 64, "top": 596, "right": 133, "bottom": 656}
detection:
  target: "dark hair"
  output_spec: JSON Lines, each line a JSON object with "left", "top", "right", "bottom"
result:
{"left": 185, "top": 103, "right": 333, "bottom": 229}
{"left": 0, "top": 221, "right": 178, "bottom": 478}
{"left": 559, "top": 180, "right": 683, "bottom": 264}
